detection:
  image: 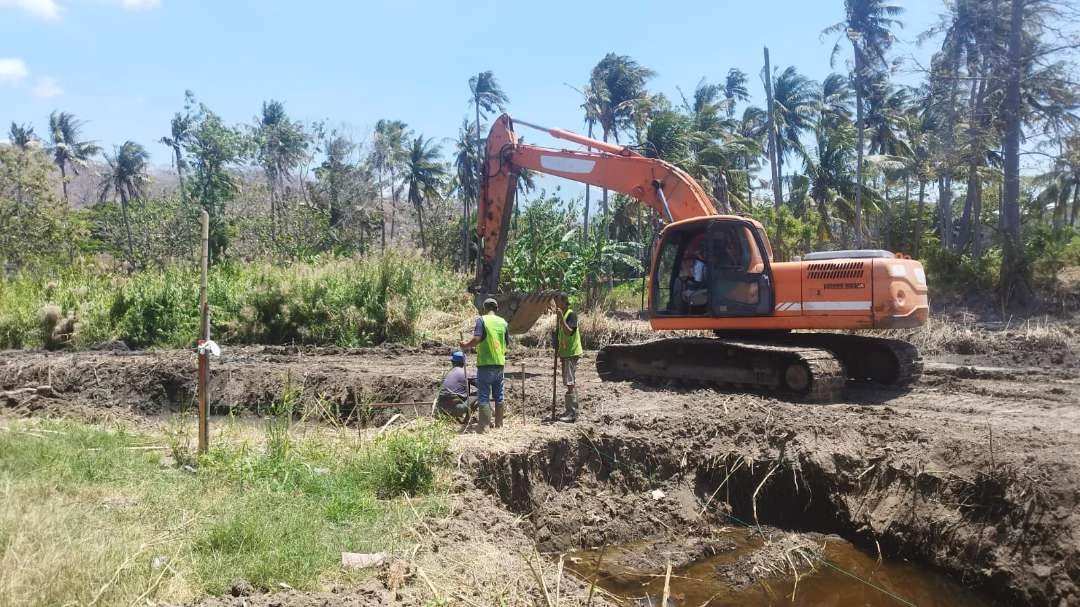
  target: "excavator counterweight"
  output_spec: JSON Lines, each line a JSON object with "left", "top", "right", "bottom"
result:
{"left": 470, "top": 113, "right": 929, "bottom": 401}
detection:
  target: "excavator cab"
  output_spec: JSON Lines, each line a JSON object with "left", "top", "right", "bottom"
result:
{"left": 652, "top": 218, "right": 774, "bottom": 318}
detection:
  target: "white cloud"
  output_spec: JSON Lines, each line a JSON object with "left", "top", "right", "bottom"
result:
{"left": 32, "top": 76, "right": 63, "bottom": 98}
{"left": 0, "top": 58, "right": 30, "bottom": 84}
{"left": 117, "top": 0, "right": 160, "bottom": 9}
{"left": 0, "top": 0, "right": 60, "bottom": 20}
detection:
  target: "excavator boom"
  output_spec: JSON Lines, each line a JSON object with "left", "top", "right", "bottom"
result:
{"left": 474, "top": 113, "right": 718, "bottom": 308}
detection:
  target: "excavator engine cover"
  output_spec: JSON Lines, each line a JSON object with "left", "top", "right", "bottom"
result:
{"left": 473, "top": 291, "right": 559, "bottom": 334}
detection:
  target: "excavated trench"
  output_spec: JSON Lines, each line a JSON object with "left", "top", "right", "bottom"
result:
{"left": 468, "top": 431, "right": 1021, "bottom": 606}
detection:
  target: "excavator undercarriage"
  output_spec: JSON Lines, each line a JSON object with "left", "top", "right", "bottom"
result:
{"left": 595, "top": 333, "right": 921, "bottom": 403}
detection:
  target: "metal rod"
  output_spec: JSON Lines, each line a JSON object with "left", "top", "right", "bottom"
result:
{"left": 197, "top": 210, "right": 210, "bottom": 454}
{"left": 655, "top": 184, "right": 674, "bottom": 223}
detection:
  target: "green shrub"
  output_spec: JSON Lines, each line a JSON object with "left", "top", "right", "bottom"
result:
{"left": 363, "top": 420, "right": 451, "bottom": 498}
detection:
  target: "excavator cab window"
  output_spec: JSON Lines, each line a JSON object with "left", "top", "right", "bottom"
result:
{"left": 653, "top": 220, "right": 774, "bottom": 317}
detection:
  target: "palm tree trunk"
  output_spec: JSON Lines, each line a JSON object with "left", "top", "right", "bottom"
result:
{"left": 938, "top": 176, "right": 953, "bottom": 250}
{"left": 119, "top": 189, "right": 135, "bottom": 266}
{"left": 1001, "top": 0, "right": 1030, "bottom": 305}
{"left": 59, "top": 163, "right": 69, "bottom": 204}
{"left": 764, "top": 47, "right": 782, "bottom": 210}
{"left": 903, "top": 175, "right": 911, "bottom": 253}
{"left": 915, "top": 179, "right": 926, "bottom": 258}
{"left": 389, "top": 165, "right": 398, "bottom": 241}
{"left": 854, "top": 49, "right": 866, "bottom": 248}
{"left": 601, "top": 128, "right": 610, "bottom": 219}
{"left": 174, "top": 148, "right": 186, "bottom": 201}
{"left": 472, "top": 99, "right": 481, "bottom": 270}
{"left": 1070, "top": 180, "right": 1079, "bottom": 227}
{"left": 378, "top": 169, "right": 387, "bottom": 252}
{"left": 584, "top": 121, "right": 594, "bottom": 236}
{"left": 414, "top": 199, "right": 427, "bottom": 250}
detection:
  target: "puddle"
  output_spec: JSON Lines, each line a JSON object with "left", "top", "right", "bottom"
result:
{"left": 562, "top": 528, "right": 990, "bottom": 606}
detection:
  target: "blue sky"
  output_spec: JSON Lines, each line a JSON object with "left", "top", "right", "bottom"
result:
{"left": 1, "top": 0, "right": 943, "bottom": 193}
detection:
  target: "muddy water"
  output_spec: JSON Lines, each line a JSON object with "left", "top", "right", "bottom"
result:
{"left": 563, "top": 528, "right": 990, "bottom": 606}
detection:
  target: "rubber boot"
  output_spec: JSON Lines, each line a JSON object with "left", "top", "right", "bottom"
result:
{"left": 494, "top": 402, "right": 505, "bottom": 428}
{"left": 558, "top": 392, "right": 578, "bottom": 423}
{"left": 476, "top": 403, "right": 492, "bottom": 433}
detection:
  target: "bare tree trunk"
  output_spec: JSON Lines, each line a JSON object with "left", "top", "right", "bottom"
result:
{"left": 378, "top": 169, "right": 387, "bottom": 252}
{"left": 1000, "top": 0, "right": 1031, "bottom": 306}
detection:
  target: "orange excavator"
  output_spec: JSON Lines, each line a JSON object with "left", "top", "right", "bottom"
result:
{"left": 472, "top": 114, "right": 928, "bottom": 402}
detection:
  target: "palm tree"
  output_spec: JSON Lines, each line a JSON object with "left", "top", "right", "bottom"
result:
{"left": 9, "top": 122, "right": 35, "bottom": 150}
{"left": 723, "top": 69, "right": 750, "bottom": 118}
{"left": 371, "top": 119, "right": 410, "bottom": 244}
{"left": 824, "top": 0, "right": 904, "bottom": 246}
{"left": 589, "top": 54, "right": 656, "bottom": 217}
{"left": 467, "top": 71, "right": 509, "bottom": 262}
{"left": 404, "top": 135, "right": 447, "bottom": 250}
{"left": 453, "top": 118, "right": 480, "bottom": 269}
{"left": 770, "top": 66, "right": 818, "bottom": 203}
{"left": 99, "top": 141, "right": 149, "bottom": 264}
{"left": 255, "top": 100, "right": 309, "bottom": 239}
{"left": 159, "top": 112, "right": 192, "bottom": 201}
{"left": 47, "top": 111, "right": 101, "bottom": 204}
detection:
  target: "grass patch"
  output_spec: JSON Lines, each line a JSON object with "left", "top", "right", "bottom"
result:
{"left": 0, "top": 415, "right": 451, "bottom": 605}
{"left": 0, "top": 250, "right": 470, "bottom": 350}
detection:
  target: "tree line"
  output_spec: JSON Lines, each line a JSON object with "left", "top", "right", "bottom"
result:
{"left": 1, "top": 0, "right": 1078, "bottom": 307}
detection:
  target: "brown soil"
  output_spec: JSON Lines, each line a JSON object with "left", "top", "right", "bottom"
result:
{"left": 2, "top": 327, "right": 1078, "bottom": 606}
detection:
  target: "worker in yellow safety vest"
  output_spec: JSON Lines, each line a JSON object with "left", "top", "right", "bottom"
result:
{"left": 459, "top": 297, "right": 508, "bottom": 432}
{"left": 552, "top": 292, "right": 582, "bottom": 423}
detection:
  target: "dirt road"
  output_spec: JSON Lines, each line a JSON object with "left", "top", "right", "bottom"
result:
{"left": 2, "top": 332, "right": 1077, "bottom": 606}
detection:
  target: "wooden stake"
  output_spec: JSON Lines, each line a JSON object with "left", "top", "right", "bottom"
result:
{"left": 551, "top": 347, "right": 559, "bottom": 421}
{"left": 197, "top": 210, "right": 210, "bottom": 454}
{"left": 521, "top": 362, "right": 526, "bottom": 423}
{"left": 661, "top": 559, "right": 672, "bottom": 607}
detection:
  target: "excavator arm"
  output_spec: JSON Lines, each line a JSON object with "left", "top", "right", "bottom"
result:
{"left": 473, "top": 113, "right": 717, "bottom": 317}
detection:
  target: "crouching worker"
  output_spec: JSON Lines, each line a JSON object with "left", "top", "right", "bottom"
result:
{"left": 436, "top": 351, "right": 472, "bottom": 425}
{"left": 459, "top": 297, "right": 508, "bottom": 433}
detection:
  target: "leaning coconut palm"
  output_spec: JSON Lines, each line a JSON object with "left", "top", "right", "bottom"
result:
{"left": 99, "top": 140, "right": 150, "bottom": 264}
{"left": 404, "top": 135, "right": 448, "bottom": 250}
{"left": 589, "top": 53, "right": 657, "bottom": 217}
{"left": 48, "top": 111, "right": 101, "bottom": 204}
{"left": 824, "top": 0, "right": 905, "bottom": 246}
{"left": 159, "top": 112, "right": 193, "bottom": 200}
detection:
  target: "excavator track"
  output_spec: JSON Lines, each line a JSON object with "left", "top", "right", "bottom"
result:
{"left": 768, "top": 333, "right": 922, "bottom": 388}
{"left": 595, "top": 338, "right": 847, "bottom": 403}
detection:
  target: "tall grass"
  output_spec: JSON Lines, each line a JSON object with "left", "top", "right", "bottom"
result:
{"left": 0, "top": 413, "right": 451, "bottom": 605}
{"left": 0, "top": 251, "right": 469, "bottom": 350}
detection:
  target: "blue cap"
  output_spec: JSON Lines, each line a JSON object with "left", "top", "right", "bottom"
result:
{"left": 451, "top": 351, "right": 466, "bottom": 363}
